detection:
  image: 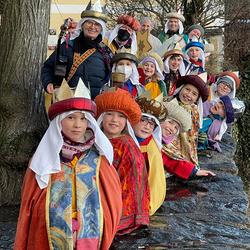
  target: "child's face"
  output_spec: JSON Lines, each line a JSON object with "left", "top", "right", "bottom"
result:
{"left": 161, "top": 119, "right": 180, "bottom": 137}
{"left": 133, "top": 116, "right": 156, "bottom": 139}
{"left": 188, "top": 29, "right": 201, "bottom": 39}
{"left": 61, "top": 112, "right": 88, "bottom": 142}
{"left": 143, "top": 61, "right": 156, "bottom": 78}
{"left": 102, "top": 111, "right": 127, "bottom": 139}
{"left": 169, "top": 56, "right": 182, "bottom": 72}
{"left": 217, "top": 82, "right": 232, "bottom": 96}
{"left": 115, "top": 59, "right": 133, "bottom": 80}
{"left": 210, "top": 101, "right": 225, "bottom": 117}
{"left": 188, "top": 47, "right": 201, "bottom": 61}
{"left": 179, "top": 84, "right": 199, "bottom": 105}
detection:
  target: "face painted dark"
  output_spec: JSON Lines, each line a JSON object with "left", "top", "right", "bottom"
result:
{"left": 117, "top": 28, "right": 130, "bottom": 41}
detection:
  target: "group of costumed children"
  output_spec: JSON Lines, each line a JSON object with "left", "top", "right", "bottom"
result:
{"left": 14, "top": 2, "right": 242, "bottom": 250}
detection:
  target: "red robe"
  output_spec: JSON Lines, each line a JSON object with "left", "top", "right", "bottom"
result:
{"left": 14, "top": 156, "right": 122, "bottom": 250}
{"left": 110, "top": 135, "right": 150, "bottom": 234}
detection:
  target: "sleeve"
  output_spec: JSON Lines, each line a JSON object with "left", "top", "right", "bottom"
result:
{"left": 99, "top": 157, "right": 122, "bottom": 250}
{"left": 14, "top": 168, "right": 47, "bottom": 250}
{"left": 41, "top": 47, "right": 66, "bottom": 91}
{"left": 162, "top": 152, "right": 195, "bottom": 180}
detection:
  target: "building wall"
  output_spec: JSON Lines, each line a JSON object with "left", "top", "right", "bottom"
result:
{"left": 48, "top": 0, "right": 106, "bottom": 56}
{"left": 48, "top": 1, "right": 88, "bottom": 56}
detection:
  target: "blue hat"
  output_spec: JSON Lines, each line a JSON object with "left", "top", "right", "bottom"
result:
{"left": 219, "top": 95, "right": 235, "bottom": 123}
{"left": 185, "top": 41, "right": 205, "bottom": 51}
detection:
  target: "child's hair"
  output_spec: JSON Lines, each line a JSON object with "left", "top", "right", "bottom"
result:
{"left": 169, "top": 54, "right": 183, "bottom": 60}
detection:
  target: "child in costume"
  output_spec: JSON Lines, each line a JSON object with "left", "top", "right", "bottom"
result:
{"left": 161, "top": 99, "right": 215, "bottom": 179}
{"left": 183, "top": 24, "right": 205, "bottom": 46}
{"left": 198, "top": 95, "right": 235, "bottom": 152}
{"left": 209, "top": 71, "right": 240, "bottom": 101}
{"left": 14, "top": 79, "right": 122, "bottom": 250}
{"left": 170, "top": 74, "right": 209, "bottom": 165}
{"left": 95, "top": 88, "right": 150, "bottom": 234}
{"left": 111, "top": 52, "right": 145, "bottom": 98}
{"left": 133, "top": 96, "right": 167, "bottom": 215}
{"left": 184, "top": 39, "right": 205, "bottom": 75}
{"left": 138, "top": 52, "right": 167, "bottom": 99}
{"left": 163, "top": 47, "right": 186, "bottom": 96}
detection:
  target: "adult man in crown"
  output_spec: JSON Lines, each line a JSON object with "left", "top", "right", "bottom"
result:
{"left": 42, "top": 0, "right": 113, "bottom": 99}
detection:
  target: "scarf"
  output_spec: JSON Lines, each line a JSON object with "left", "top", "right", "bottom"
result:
{"left": 61, "top": 129, "right": 95, "bottom": 161}
{"left": 73, "top": 31, "right": 102, "bottom": 53}
{"left": 73, "top": 32, "right": 112, "bottom": 71}
{"left": 189, "top": 58, "right": 203, "bottom": 67}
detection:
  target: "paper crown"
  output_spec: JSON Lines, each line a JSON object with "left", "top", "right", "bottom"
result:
{"left": 136, "top": 94, "right": 168, "bottom": 122}
{"left": 95, "top": 88, "right": 141, "bottom": 125}
{"left": 81, "top": 0, "right": 108, "bottom": 22}
{"left": 163, "top": 98, "right": 192, "bottom": 132}
{"left": 48, "top": 78, "right": 96, "bottom": 120}
{"left": 176, "top": 73, "right": 209, "bottom": 102}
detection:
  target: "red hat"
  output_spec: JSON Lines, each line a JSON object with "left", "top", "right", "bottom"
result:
{"left": 176, "top": 75, "right": 209, "bottom": 102}
{"left": 117, "top": 14, "right": 141, "bottom": 31}
{"left": 48, "top": 98, "right": 97, "bottom": 120}
{"left": 95, "top": 88, "right": 141, "bottom": 125}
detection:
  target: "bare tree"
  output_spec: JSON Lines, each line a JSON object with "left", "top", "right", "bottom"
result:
{"left": 0, "top": 0, "right": 50, "bottom": 205}
{"left": 106, "top": 0, "right": 225, "bottom": 33}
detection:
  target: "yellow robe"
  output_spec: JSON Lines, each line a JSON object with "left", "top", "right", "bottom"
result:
{"left": 145, "top": 81, "right": 162, "bottom": 99}
{"left": 140, "top": 138, "right": 166, "bottom": 215}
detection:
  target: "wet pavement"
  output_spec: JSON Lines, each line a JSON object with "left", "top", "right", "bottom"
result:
{"left": 1, "top": 132, "right": 250, "bottom": 249}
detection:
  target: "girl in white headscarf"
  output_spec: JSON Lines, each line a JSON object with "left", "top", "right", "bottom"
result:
{"left": 138, "top": 52, "right": 167, "bottom": 99}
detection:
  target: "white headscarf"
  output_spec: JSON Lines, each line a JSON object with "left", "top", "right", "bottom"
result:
{"left": 61, "top": 17, "right": 106, "bottom": 43}
{"left": 164, "top": 20, "right": 184, "bottom": 35}
{"left": 174, "top": 85, "right": 204, "bottom": 128}
{"left": 163, "top": 56, "right": 186, "bottom": 76}
{"left": 140, "top": 57, "right": 164, "bottom": 80}
{"left": 97, "top": 112, "right": 140, "bottom": 148}
{"left": 106, "top": 24, "right": 138, "bottom": 54}
{"left": 30, "top": 110, "right": 113, "bottom": 189}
